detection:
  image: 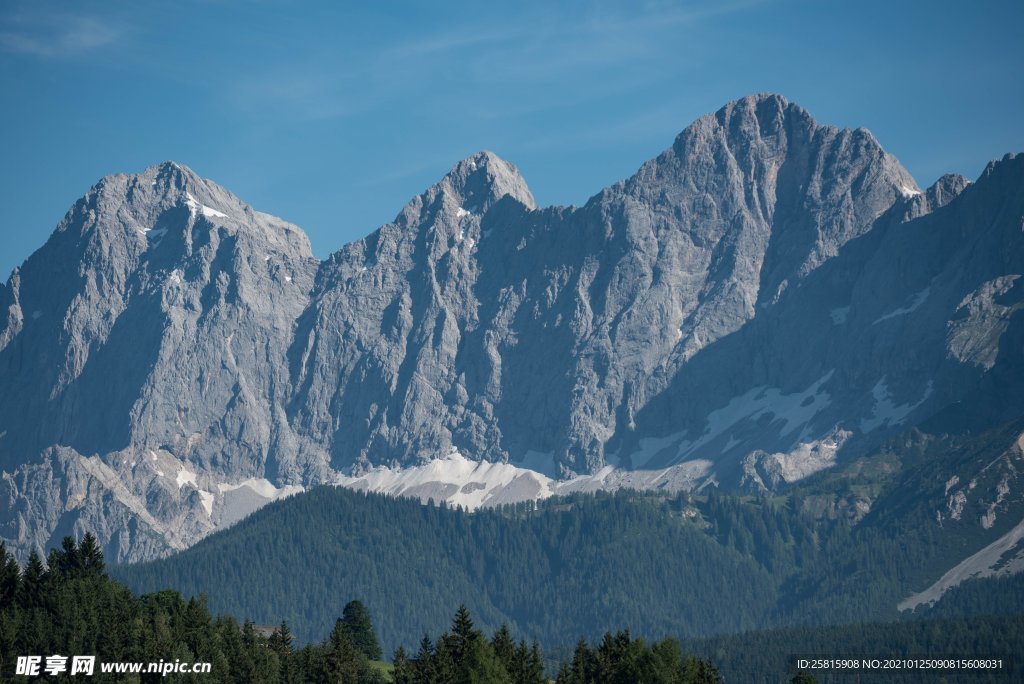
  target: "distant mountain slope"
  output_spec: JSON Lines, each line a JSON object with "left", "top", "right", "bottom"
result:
{"left": 1, "top": 94, "right": 1022, "bottom": 562}
{"left": 114, "top": 417, "right": 1024, "bottom": 655}
{"left": 116, "top": 486, "right": 781, "bottom": 653}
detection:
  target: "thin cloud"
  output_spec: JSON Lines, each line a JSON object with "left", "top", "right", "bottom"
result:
{"left": 0, "top": 12, "right": 122, "bottom": 58}
{"left": 223, "top": 0, "right": 765, "bottom": 125}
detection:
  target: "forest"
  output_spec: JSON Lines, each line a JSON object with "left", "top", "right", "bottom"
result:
{"left": 0, "top": 535, "right": 726, "bottom": 682}
{"left": 117, "top": 471, "right": 1023, "bottom": 655}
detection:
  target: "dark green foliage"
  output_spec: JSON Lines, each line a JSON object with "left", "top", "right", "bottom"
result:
{"left": 0, "top": 537, "right": 387, "bottom": 682}
{"left": 393, "top": 645, "right": 414, "bottom": 684}
{"left": 790, "top": 673, "right": 817, "bottom": 684}
{"left": 101, "top": 416, "right": 1024, "bottom": 678}
{"left": 554, "top": 630, "right": 721, "bottom": 684}
{"left": 116, "top": 487, "right": 782, "bottom": 652}
{"left": 403, "top": 606, "right": 520, "bottom": 679}
{"left": 684, "top": 615, "right": 1024, "bottom": 683}
{"left": 344, "top": 599, "right": 383, "bottom": 660}
{"left": 325, "top": 617, "right": 367, "bottom": 682}
{"left": 116, "top": 445, "right": 1024, "bottom": 656}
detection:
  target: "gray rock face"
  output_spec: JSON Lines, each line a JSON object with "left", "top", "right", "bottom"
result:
{"left": 290, "top": 95, "right": 919, "bottom": 475}
{"left": 1, "top": 95, "right": 1022, "bottom": 561}
{"left": 0, "top": 162, "right": 322, "bottom": 560}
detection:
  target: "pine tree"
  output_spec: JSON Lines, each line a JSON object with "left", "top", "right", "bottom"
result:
{"left": 0, "top": 542, "right": 19, "bottom": 608}
{"left": 557, "top": 639, "right": 594, "bottom": 684}
{"left": 326, "top": 617, "right": 366, "bottom": 682}
{"left": 18, "top": 550, "right": 46, "bottom": 609}
{"left": 269, "top": 619, "right": 294, "bottom": 658}
{"left": 490, "top": 624, "right": 516, "bottom": 675}
{"left": 450, "top": 604, "right": 476, "bottom": 666}
{"left": 78, "top": 532, "right": 105, "bottom": 576}
{"left": 434, "top": 635, "right": 457, "bottom": 683}
{"left": 393, "top": 645, "right": 415, "bottom": 684}
{"left": 459, "top": 634, "right": 511, "bottom": 684}
{"left": 523, "top": 640, "right": 545, "bottom": 684}
{"left": 342, "top": 599, "right": 382, "bottom": 660}
{"left": 413, "top": 634, "right": 438, "bottom": 684}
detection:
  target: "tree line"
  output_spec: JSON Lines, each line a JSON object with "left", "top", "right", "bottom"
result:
{"left": 0, "top": 535, "right": 727, "bottom": 682}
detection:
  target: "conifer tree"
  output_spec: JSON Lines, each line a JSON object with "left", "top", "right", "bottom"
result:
{"left": 459, "top": 634, "right": 511, "bottom": 684}
{"left": 413, "top": 634, "right": 438, "bottom": 684}
{"left": 393, "top": 645, "right": 415, "bottom": 684}
{"left": 450, "top": 604, "right": 476, "bottom": 665}
{"left": 342, "top": 598, "right": 382, "bottom": 660}
{"left": 269, "top": 619, "right": 294, "bottom": 657}
{"left": 78, "top": 532, "right": 105, "bottom": 575}
{"left": 19, "top": 550, "right": 45, "bottom": 609}
{"left": 326, "top": 617, "right": 366, "bottom": 682}
{"left": 490, "top": 624, "right": 516, "bottom": 674}
{"left": 0, "top": 542, "right": 19, "bottom": 608}
{"left": 523, "top": 640, "right": 545, "bottom": 684}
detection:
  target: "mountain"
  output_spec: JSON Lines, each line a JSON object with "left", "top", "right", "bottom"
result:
{"left": 113, "top": 420, "right": 1024, "bottom": 654}
{"left": 1, "top": 93, "right": 1023, "bottom": 564}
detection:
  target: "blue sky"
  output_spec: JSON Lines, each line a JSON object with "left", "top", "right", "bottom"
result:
{"left": 1, "top": 0, "right": 1021, "bottom": 279}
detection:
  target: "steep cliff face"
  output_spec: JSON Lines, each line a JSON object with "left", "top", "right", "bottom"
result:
{"left": 0, "top": 162, "right": 321, "bottom": 561}
{"left": 289, "top": 94, "right": 920, "bottom": 474}
{"left": 1, "top": 95, "right": 1021, "bottom": 562}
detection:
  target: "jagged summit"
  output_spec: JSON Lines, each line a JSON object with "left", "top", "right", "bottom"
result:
{"left": 439, "top": 150, "right": 536, "bottom": 212}
{"left": 3, "top": 94, "right": 1024, "bottom": 564}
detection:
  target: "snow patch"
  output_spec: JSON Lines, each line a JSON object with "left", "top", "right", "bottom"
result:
{"left": 185, "top": 192, "right": 229, "bottom": 220}
{"left": 516, "top": 450, "right": 559, "bottom": 479}
{"left": 669, "top": 371, "right": 835, "bottom": 465}
{"left": 873, "top": 288, "right": 930, "bottom": 324}
{"left": 557, "top": 460, "right": 712, "bottom": 496}
{"left": 176, "top": 467, "right": 198, "bottom": 489}
{"left": 899, "top": 184, "right": 922, "bottom": 198}
{"left": 217, "top": 478, "right": 303, "bottom": 500}
{"left": 216, "top": 478, "right": 305, "bottom": 527}
{"left": 456, "top": 207, "right": 471, "bottom": 218}
{"left": 198, "top": 490, "right": 215, "bottom": 517}
{"left": 829, "top": 306, "right": 850, "bottom": 325}
{"left": 625, "top": 431, "right": 689, "bottom": 470}
{"left": 338, "top": 449, "right": 713, "bottom": 510}
{"left": 860, "top": 379, "right": 933, "bottom": 432}
{"left": 338, "top": 449, "right": 550, "bottom": 511}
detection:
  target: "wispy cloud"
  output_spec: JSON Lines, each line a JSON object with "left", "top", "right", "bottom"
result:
{"left": 222, "top": 0, "right": 765, "bottom": 125}
{"left": 0, "top": 12, "right": 122, "bottom": 58}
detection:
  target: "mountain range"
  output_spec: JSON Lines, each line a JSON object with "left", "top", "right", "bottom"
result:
{"left": 1, "top": 93, "right": 1022, "bottom": 567}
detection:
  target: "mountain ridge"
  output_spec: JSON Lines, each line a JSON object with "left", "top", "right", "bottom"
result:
{"left": 1, "top": 94, "right": 1022, "bottom": 563}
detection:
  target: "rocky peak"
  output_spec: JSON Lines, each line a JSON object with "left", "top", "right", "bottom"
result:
{"left": 438, "top": 151, "right": 536, "bottom": 213}
{"left": 924, "top": 173, "right": 971, "bottom": 211}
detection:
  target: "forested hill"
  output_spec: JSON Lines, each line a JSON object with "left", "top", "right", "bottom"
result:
{"left": 0, "top": 536, "right": 730, "bottom": 683}
{"left": 117, "top": 487, "right": 784, "bottom": 653}
{"left": 115, "top": 458, "right": 1021, "bottom": 657}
